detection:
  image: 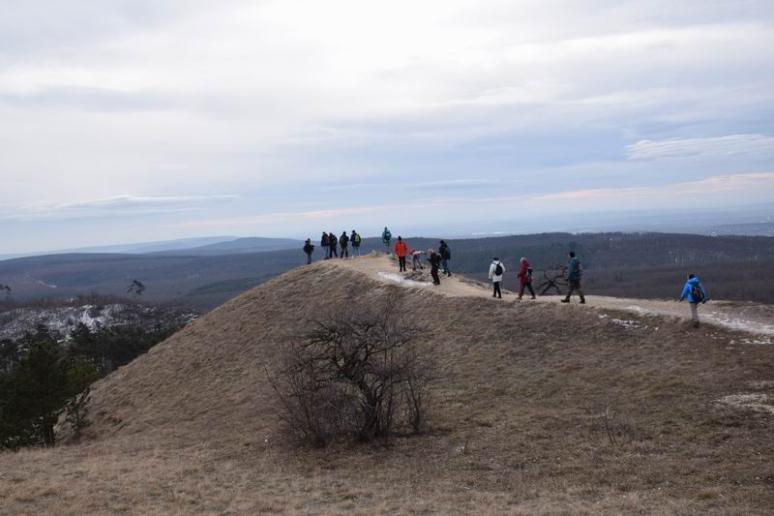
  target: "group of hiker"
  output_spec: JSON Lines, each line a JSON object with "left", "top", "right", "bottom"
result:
{"left": 302, "top": 229, "right": 710, "bottom": 327}
{"left": 304, "top": 230, "right": 363, "bottom": 263}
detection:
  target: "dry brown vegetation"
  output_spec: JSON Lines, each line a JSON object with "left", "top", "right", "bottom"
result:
{"left": 1, "top": 259, "right": 774, "bottom": 514}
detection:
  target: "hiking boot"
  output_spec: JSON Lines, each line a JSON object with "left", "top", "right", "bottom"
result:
{"left": 580, "top": 299, "right": 586, "bottom": 304}
{"left": 531, "top": 296, "right": 536, "bottom": 300}
{"left": 561, "top": 298, "right": 570, "bottom": 303}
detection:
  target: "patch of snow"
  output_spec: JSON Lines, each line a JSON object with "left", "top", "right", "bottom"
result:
{"left": 36, "top": 280, "right": 58, "bottom": 289}
{"left": 377, "top": 272, "right": 432, "bottom": 288}
{"left": 717, "top": 393, "right": 774, "bottom": 415}
{"left": 610, "top": 318, "right": 644, "bottom": 330}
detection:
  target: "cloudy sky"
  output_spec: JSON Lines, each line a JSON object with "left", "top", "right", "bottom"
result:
{"left": 1, "top": 0, "right": 773, "bottom": 252}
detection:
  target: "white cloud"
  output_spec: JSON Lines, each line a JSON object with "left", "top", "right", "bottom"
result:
{"left": 627, "top": 134, "right": 774, "bottom": 160}
{"left": 2, "top": 194, "right": 237, "bottom": 221}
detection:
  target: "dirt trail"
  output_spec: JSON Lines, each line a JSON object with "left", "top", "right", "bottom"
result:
{"left": 334, "top": 254, "right": 774, "bottom": 339}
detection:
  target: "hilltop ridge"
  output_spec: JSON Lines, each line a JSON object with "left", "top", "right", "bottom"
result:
{"left": 1, "top": 257, "right": 774, "bottom": 513}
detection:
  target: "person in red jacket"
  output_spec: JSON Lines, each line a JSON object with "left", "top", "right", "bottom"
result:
{"left": 394, "top": 236, "right": 409, "bottom": 272}
{"left": 517, "top": 257, "right": 536, "bottom": 300}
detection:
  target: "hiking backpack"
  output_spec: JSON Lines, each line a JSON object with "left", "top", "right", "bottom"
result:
{"left": 494, "top": 263, "right": 503, "bottom": 276}
{"left": 690, "top": 284, "right": 705, "bottom": 303}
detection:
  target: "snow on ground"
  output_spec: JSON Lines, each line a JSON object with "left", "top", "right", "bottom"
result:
{"left": 717, "top": 394, "right": 774, "bottom": 415}
{"left": 377, "top": 272, "right": 432, "bottom": 288}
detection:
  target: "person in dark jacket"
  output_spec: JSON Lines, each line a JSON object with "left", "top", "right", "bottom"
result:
{"left": 679, "top": 273, "right": 708, "bottom": 328}
{"left": 517, "top": 257, "right": 536, "bottom": 300}
{"left": 439, "top": 240, "right": 451, "bottom": 277}
{"left": 351, "top": 230, "right": 361, "bottom": 256}
{"left": 339, "top": 231, "right": 349, "bottom": 259}
{"left": 427, "top": 249, "right": 441, "bottom": 285}
{"left": 561, "top": 251, "right": 585, "bottom": 304}
{"left": 328, "top": 232, "right": 338, "bottom": 258}
{"left": 321, "top": 232, "right": 329, "bottom": 259}
{"left": 303, "top": 239, "right": 315, "bottom": 265}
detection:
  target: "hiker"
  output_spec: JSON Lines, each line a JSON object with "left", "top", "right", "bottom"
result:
{"left": 339, "top": 231, "right": 349, "bottom": 259}
{"left": 489, "top": 257, "right": 505, "bottom": 299}
{"left": 303, "top": 239, "right": 315, "bottom": 265}
{"left": 328, "top": 232, "right": 338, "bottom": 258}
{"left": 439, "top": 240, "right": 452, "bottom": 277}
{"left": 321, "top": 232, "right": 329, "bottom": 259}
{"left": 394, "top": 236, "right": 408, "bottom": 272}
{"left": 427, "top": 248, "right": 441, "bottom": 285}
{"left": 517, "top": 257, "right": 536, "bottom": 300}
{"left": 411, "top": 249, "right": 424, "bottom": 271}
{"left": 382, "top": 227, "right": 392, "bottom": 254}
{"left": 351, "top": 230, "right": 361, "bottom": 256}
{"left": 561, "top": 251, "right": 585, "bottom": 304}
{"left": 679, "top": 273, "right": 708, "bottom": 328}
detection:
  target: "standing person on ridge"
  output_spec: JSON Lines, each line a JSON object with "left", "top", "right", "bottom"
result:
{"left": 351, "top": 230, "right": 361, "bottom": 257}
{"left": 339, "top": 231, "right": 349, "bottom": 259}
{"left": 382, "top": 227, "right": 392, "bottom": 254}
{"left": 303, "top": 239, "right": 315, "bottom": 265}
{"left": 439, "top": 240, "right": 452, "bottom": 277}
{"left": 394, "top": 236, "right": 408, "bottom": 272}
{"left": 679, "top": 273, "right": 708, "bottom": 328}
{"left": 328, "top": 232, "right": 338, "bottom": 258}
{"left": 517, "top": 257, "right": 536, "bottom": 300}
{"left": 427, "top": 248, "right": 442, "bottom": 285}
{"left": 488, "top": 257, "right": 505, "bottom": 299}
{"left": 561, "top": 251, "right": 585, "bottom": 304}
{"left": 321, "top": 232, "right": 329, "bottom": 259}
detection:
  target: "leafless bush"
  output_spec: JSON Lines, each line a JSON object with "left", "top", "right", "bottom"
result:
{"left": 271, "top": 295, "right": 434, "bottom": 447}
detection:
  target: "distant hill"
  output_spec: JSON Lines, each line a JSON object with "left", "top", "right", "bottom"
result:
{"left": 160, "top": 236, "right": 302, "bottom": 256}
{"left": 0, "top": 232, "right": 773, "bottom": 310}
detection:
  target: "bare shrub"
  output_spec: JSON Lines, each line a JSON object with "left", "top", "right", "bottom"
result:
{"left": 271, "top": 295, "right": 434, "bottom": 447}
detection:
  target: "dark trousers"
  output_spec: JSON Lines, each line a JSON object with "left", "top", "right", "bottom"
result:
{"left": 441, "top": 258, "right": 450, "bottom": 275}
{"left": 398, "top": 256, "right": 406, "bottom": 271}
{"left": 431, "top": 267, "right": 440, "bottom": 285}
{"left": 330, "top": 246, "right": 338, "bottom": 258}
{"left": 412, "top": 255, "right": 423, "bottom": 270}
{"left": 519, "top": 281, "right": 536, "bottom": 299}
{"left": 305, "top": 253, "right": 312, "bottom": 265}
{"left": 322, "top": 245, "right": 329, "bottom": 259}
{"left": 353, "top": 245, "right": 360, "bottom": 256}
{"left": 565, "top": 279, "right": 585, "bottom": 301}
{"left": 493, "top": 281, "right": 502, "bottom": 298}
{"left": 340, "top": 246, "right": 348, "bottom": 258}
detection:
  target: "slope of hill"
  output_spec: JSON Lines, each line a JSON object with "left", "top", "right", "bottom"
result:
{"left": 1, "top": 256, "right": 773, "bottom": 513}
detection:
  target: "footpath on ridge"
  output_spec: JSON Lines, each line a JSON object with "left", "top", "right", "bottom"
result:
{"left": 332, "top": 254, "right": 774, "bottom": 339}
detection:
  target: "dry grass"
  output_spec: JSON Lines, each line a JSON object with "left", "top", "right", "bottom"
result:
{"left": 2, "top": 260, "right": 774, "bottom": 514}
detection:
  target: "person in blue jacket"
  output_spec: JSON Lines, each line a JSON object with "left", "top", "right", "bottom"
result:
{"left": 561, "top": 251, "right": 585, "bottom": 304}
{"left": 679, "top": 273, "right": 708, "bottom": 328}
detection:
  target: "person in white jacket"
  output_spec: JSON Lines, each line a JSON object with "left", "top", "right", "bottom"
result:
{"left": 488, "top": 257, "right": 505, "bottom": 299}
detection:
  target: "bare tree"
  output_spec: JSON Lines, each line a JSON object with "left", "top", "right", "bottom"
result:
{"left": 271, "top": 295, "right": 435, "bottom": 447}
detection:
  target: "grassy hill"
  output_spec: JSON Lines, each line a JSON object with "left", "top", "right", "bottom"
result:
{"left": 1, "top": 260, "right": 772, "bottom": 513}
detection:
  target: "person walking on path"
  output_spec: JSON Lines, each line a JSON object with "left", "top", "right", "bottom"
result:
{"left": 427, "top": 249, "right": 442, "bottom": 285}
{"left": 411, "top": 249, "right": 424, "bottom": 271}
{"left": 351, "top": 230, "right": 361, "bottom": 257}
{"left": 339, "top": 231, "right": 350, "bottom": 259}
{"left": 321, "top": 232, "right": 329, "bottom": 259}
{"left": 439, "top": 240, "right": 452, "bottom": 277}
{"left": 561, "top": 251, "right": 585, "bottom": 304}
{"left": 303, "top": 239, "right": 315, "bottom": 265}
{"left": 394, "top": 236, "right": 409, "bottom": 272}
{"left": 517, "top": 257, "right": 536, "bottom": 300}
{"left": 489, "top": 257, "right": 505, "bottom": 299}
{"left": 382, "top": 227, "right": 392, "bottom": 254}
{"left": 328, "top": 232, "right": 338, "bottom": 258}
{"left": 679, "top": 273, "right": 708, "bottom": 328}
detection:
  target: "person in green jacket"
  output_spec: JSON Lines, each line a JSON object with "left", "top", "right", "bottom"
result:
{"left": 382, "top": 227, "right": 392, "bottom": 254}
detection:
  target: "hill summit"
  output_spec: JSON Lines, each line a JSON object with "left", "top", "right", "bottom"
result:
{"left": 2, "top": 256, "right": 774, "bottom": 514}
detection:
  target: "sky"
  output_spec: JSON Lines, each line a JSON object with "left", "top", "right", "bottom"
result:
{"left": 1, "top": 0, "right": 773, "bottom": 253}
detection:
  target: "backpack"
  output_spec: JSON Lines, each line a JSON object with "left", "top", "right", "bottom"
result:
{"left": 494, "top": 262, "right": 503, "bottom": 276}
{"left": 690, "top": 284, "right": 705, "bottom": 302}
{"left": 353, "top": 233, "right": 361, "bottom": 245}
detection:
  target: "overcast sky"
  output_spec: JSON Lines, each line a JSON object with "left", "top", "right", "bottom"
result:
{"left": 1, "top": 0, "right": 773, "bottom": 252}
